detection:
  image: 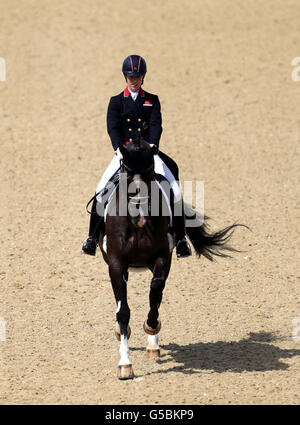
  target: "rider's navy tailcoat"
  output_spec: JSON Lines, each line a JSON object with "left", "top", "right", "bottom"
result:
{"left": 107, "top": 87, "right": 163, "bottom": 150}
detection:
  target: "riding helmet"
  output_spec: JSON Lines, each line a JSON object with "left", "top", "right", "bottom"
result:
{"left": 122, "top": 55, "right": 147, "bottom": 77}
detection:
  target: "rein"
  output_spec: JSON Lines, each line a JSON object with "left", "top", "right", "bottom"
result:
{"left": 86, "top": 150, "right": 154, "bottom": 214}
{"left": 85, "top": 191, "right": 101, "bottom": 215}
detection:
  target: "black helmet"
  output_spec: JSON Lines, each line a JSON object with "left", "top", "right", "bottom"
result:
{"left": 122, "top": 55, "right": 147, "bottom": 77}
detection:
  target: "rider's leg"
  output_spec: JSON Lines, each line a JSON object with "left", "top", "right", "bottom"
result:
{"left": 154, "top": 153, "right": 191, "bottom": 258}
{"left": 81, "top": 196, "right": 103, "bottom": 256}
{"left": 173, "top": 201, "right": 192, "bottom": 258}
{"left": 154, "top": 153, "right": 182, "bottom": 203}
{"left": 89, "top": 195, "right": 102, "bottom": 238}
{"left": 82, "top": 153, "right": 121, "bottom": 256}
{"left": 95, "top": 152, "right": 122, "bottom": 201}
{"left": 157, "top": 151, "right": 179, "bottom": 180}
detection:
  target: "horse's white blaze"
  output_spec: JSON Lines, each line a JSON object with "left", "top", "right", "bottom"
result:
{"left": 119, "top": 335, "right": 132, "bottom": 366}
{"left": 147, "top": 334, "right": 160, "bottom": 350}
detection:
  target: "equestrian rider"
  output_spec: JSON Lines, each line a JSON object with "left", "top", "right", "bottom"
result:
{"left": 82, "top": 55, "right": 192, "bottom": 258}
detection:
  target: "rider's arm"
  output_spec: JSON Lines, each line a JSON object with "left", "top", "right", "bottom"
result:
{"left": 149, "top": 95, "right": 163, "bottom": 148}
{"left": 107, "top": 96, "right": 123, "bottom": 150}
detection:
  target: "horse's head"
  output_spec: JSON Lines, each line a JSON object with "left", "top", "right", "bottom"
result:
{"left": 118, "top": 136, "right": 157, "bottom": 228}
{"left": 119, "top": 136, "right": 157, "bottom": 178}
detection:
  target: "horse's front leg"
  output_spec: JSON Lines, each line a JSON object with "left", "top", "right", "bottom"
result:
{"left": 109, "top": 263, "right": 133, "bottom": 379}
{"left": 144, "top": 256, "right": 170, "bottom": 358}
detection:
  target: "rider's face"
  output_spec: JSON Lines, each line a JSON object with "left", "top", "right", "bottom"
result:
{"left": 126, "top": 75, "right": 144, "bottom": 92}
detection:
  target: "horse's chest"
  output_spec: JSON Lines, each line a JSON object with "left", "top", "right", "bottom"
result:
{"left": 127, "top": 231, "right": 151, "bottom": 251}
{"left": 123, "top": 230, "right": 156, "bottom": 259}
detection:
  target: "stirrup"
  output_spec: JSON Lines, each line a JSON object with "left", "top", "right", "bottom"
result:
{"left": 81, "top": 237, "right": 97, "bottom": 256}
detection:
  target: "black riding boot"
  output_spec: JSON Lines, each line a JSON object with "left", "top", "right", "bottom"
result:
{"left": 158, "top": 152, "right": 191, "bottom": 257}
{"left": 81, "top": 196, "right": 104, "bottom": 256}
{"left": 173, "top": 201, "right": 192, "bottom": 258}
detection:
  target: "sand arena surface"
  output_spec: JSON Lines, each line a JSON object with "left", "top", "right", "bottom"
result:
{"left": 0, "top": 0, "right": 299, "bottom": 404}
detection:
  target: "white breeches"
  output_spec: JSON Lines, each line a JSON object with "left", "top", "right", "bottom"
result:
{"left": 96, "top": 152, "right": 182, "bottom": 203}
{"left": 96, "top": 154, "right": 122, "bottom": 202}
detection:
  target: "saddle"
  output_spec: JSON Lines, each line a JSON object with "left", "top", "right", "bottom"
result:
{"left": 90, "top": 170, "right": 174, "bottom": 227}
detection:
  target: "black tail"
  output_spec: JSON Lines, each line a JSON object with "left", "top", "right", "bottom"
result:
{"left": 184, "top": 204, "right": 248, "bottom": 261}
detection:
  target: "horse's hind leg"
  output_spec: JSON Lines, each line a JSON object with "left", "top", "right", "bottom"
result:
{"left": 144, "top": 257, "right": 170, "bottom": 358}
{"left": 109, "top": 265, "right": 133, "bottom": 379}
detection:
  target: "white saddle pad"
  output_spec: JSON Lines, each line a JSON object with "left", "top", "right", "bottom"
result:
{"left": 103, "top": 179, "right": 173, "bottom": 225}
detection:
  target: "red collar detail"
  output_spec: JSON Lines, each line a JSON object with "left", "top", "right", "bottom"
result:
{"left": 124, "top": 87, "right": 145, "bottom": 98}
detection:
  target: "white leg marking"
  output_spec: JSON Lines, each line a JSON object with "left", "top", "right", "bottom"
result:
{"left": 119, "top": 335, "right": 132, "bottom": 366}
{"left": 102, "top": 235, "right": 107, "bottom": 253}
{"left": 147, "top": 334, "right": 160, "bottom": 351}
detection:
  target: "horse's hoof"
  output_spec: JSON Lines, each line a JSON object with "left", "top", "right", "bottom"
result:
{"left": 115, "top": 321, "right": 131, "bottom": 341}
{"left": 146, "top": 348, "right": 160, "bottom": 359}
{"left": 143, "top": 318, "right": 161, "bottom": 335}
{"left": 117, "top": 365, "right": 134, "bottom": 380}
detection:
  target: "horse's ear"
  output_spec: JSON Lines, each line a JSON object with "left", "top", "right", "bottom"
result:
{"left": 150, "top": 145, "right": 158, "bottom": 156}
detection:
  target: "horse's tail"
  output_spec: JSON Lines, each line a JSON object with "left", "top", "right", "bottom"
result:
{"left": 184, "top": 204, "right": 248, "bottom": 261}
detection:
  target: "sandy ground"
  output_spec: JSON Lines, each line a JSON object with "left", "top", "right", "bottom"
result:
{"left": 0, "top": 0, "right": 299, "bottom": 405}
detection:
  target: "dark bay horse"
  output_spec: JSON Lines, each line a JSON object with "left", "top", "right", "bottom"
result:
{"left": 98, "top": 138, "right": 241, "bottom": 379}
